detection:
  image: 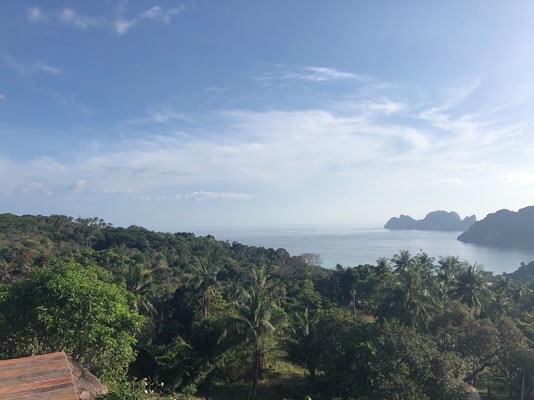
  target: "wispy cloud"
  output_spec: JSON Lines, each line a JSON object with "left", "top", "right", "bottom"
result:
{"left": 17, "top": 182, "right": 53, "bottom": 196}
{"left": 142, "top": 5, "right": 184, "bottom": 23}
{"left": 49, "top": 91, "right": 92, "bottom": 116}
{"left": 59, "top": 8, "right": 101, "bottom": 30}
{"left": 1, "top": 73, "right": 530, "bottom": 216}
{"left": 438, "top": 177, "right": 464, "bottom": 185}
{"left": 500, "top": 171, "right": 534, "bottom": 184}
{"left": 28, "top": 6, "right": 47, "bottom": 22}
{"left": 114, "top": 18, "right": 136, "bottom": 36}
{"left": 30, "top": 5, "right": 184, "bottom": 36}
{"left": 0, "top": 94, "right": 6, "bottom": 101}
{"left": 176, "top": 191, "right": 254, "bottom": 200}
{"left": 257, "top": 65, "right": 370, "bottom": 86}
{"left": 5, "top": 56, "right": 62, "bottom": 75}
{"left": 491, "top": 99, "right": 526, "bottom": 113}
{"left": 296, "top": 66, "right": 369, "bottom": 82}
{"left": 114, "top": 5, "right": 185, "bottom": 35}
{"left": 32, "top": 61, "right": 62, "bottom": 74}
{"left": 204, "top": 86, "right": 228, "bottom": 93}
{"left": 70, "top": 179, "right": 88, "bottom": 193}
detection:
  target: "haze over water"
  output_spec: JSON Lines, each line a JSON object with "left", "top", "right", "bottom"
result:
{"left": 200, "top": 227, "right": 534, "bottom": 275}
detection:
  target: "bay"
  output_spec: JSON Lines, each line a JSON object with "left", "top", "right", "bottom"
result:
{"left": 198, "top": 226, "right": 534, "bottom": 275}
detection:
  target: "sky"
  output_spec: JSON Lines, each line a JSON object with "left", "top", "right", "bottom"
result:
{"left": 1, "top": 1, "right": 534, "bottom": 232}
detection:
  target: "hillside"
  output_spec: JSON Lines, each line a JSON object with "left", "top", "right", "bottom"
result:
{"left": 385, "top": 210, "right": 476, "bottom": 231}
{"left": 457, "top": 206, "right": 534, "bottom": 249}
{"left": 0, "top": 213, "right": 303, "bottom": 284}
{"left": 1, "top": 212, "right": 533, "bottom": 400}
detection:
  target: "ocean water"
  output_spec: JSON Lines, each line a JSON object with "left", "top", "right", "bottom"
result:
{"left": 198, "top": 226, "right": 534, "bottom": 275}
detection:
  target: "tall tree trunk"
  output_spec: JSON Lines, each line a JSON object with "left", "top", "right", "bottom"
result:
{"left": 252, "top": 347, "right": 260, "bottom": 397}
{"left": 520, "top": 368, "right": 526, "bottom": 400}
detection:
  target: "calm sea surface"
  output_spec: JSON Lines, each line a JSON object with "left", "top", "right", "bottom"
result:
{"left": 197, "top": 227, "right": 534, "bottom": 275}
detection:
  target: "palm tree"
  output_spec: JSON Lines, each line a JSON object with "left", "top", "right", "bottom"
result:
{"left": 391, "top": 250, "right": 414, "bottom": 273}
{"left": 487, "top": 275, "right": 514, "bottom": 320}
{"left": 381, "top": 265, "right": 438, "bottom": 329}
{"left": 376, "top": 257, "right": 391, "bottom": 274}
{"left": 285, "top": 307, "right": 321, "bottom": 390}
{"left": 125, "top": 263, "right": 156, "bottom": 315}
{"left": 187, "top": 256, "right": 219, "bottom": 319}
{"left": 452, "top": 262, "right": 489, "bottom": 317}
{"left": 232, "top": 266, "right": 284, "bottom": 397}
{"left": 436, "top": 255, "right": 461, "bottom": 302}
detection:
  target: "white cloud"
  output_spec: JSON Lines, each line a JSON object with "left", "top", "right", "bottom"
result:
{"left": 0, "top": 94, "right": 6, "bottom": 101}
{"left": 114, "top": 4, "right": 185, "bottom": 35}
{"left": 438, "top": 178, "right": 464, "bottom": 185}
{"left": 28, "top": 7, "right": 47, "bottom": 22}
{"left": 59, "top": 8, "right": 101, "bottom": 30}
{"left": 300, "top": 66, "right": 369, "bottom": 82}
{"left": 491, "top": 99, "right": 526, "bottom": 113}
{"left": 256, "top": 65, "right": 370, "bottom": 86}
{"left": 500, "top": 171, "right": 534, "bottom": 184}
{"left": 205, "top": 86, "right": 227, "bottom": 93}
{"left": 142, "top": 6, "right": 164, "bottom": 19}
{"left": 176, "top": 191, "right": 254, "bottom": 200}
{"left": 4, "top": 56, "right": 62, "bottom": 75}
{"left": 114, "top": 18, "right": 136, "bottom": 36}
{"left": 1, "top": 74, "right": 529, "bottom": 224}
{"left": 32, "top": 61, "right": 62, "bottom": 74}
{"left": 148, "top": 110, "right": 187, "bottom": 123}
{"left": 49, "top": 91, "right": 92, "bottom": 116}
{"left": 18, "top": 182, "right": 53, "bottom": 195}
{"left": 142, "top": 5, "right": 184, "bottom": 22}
{"left": 350, "top": 99, "right": 406, "bottom": 116}
{"left": 401, "top": 128, "right": 429, "bottom": 152}
{"left": 26, "top": 5, "right": 185, "bottom": 35}
{"left": 70, "top": 179, "right": 88, "bottom": 193}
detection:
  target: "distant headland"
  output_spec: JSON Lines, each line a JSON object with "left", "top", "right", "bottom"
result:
{"left": 458, "top": 206, "right": 534, "bottom": 250}
{"left": 384, "top": 210, "right": 476, "bottom": 231}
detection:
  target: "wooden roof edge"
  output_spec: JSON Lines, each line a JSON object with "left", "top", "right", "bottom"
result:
{"left": 0, "top": 352, "right": 108, "bottom": 400}
{"left": 67, "top": 356, "right": 108, "bottom": 399}
{"left": 0, "top": 351, "right": 69, "bottom": 366}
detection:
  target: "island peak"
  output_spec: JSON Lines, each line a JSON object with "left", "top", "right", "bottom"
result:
{"left": 385, "top": 210, "right": 476, "bottom": 231}
{"left": 458, "top": 206, "right": 534, "bottom": 249}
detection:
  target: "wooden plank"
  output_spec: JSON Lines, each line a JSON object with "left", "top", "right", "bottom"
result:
{"left": 0, "top": 352, "right": 78, "bottom": 400}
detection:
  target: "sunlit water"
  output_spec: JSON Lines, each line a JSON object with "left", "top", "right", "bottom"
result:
{"left": 197, "top": 227, "right": 534, "bottom": 275}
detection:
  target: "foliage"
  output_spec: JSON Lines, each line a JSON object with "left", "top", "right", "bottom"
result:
{"left": 1, "top": 213, "right": 534, "bottom": 399}
{"left": 0, "top": 258, "right": 143, "bottom": 382}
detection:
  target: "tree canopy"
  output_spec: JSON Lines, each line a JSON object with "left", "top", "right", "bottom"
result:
{"left": 1, "top": 213, "right": 534, "bottom": 399}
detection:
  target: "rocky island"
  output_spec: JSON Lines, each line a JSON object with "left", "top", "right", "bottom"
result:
{"left": 385, "top": 210, "right": 476, "bottom": 231}
{"left": 457, "top": 206, "right": 534, "bottom": 250}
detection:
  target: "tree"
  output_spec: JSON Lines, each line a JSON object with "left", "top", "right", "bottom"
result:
{"left": 0, "top": 258, "right": 143, "bottom": 382}
{"left": 452, "top": 262, "right": 489, "bottom": 317}
{"left": 456, "top": 317, "right": 501, "bottom": 385}
{"left": 231, "top": 266, "right": 285, "bottom": 397}
{"left": 125, "top": 262, "right": 156, "bottom": 316}
{"left": 316, "top": 312, "right": 375, "bottom": 399}
{"left": 373, "top": 323, "right": 469, "bottom": 400}
{"left": 187, "top": 256, "right": 219, "bottom": 319}
{"left": 285, "top": 307, "right": 321, "bottom": 389}
{"left": 317, "top": 318, "right": 469, "bottom": 400}
{"left": 486, "top": 275, "right": 515, "bottom": 320}
{"left": 392, "top": 249, "right": 414, "bottom": 273}
{"left": 379, "top": 264, "right": 438, "bottom": 329}
{"left": 415, "top": 251, "right": 435, "bottom": 279}
{"left": 436, "top": 256, "right": 461, "bottom": 302}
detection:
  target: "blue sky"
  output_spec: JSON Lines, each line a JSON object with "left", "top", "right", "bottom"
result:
{"left": 1, "top": 1, "right": 534, "bottom": 231}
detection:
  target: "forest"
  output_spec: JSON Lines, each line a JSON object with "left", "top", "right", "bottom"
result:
{"left": 0, "top": 213, "right": 533, "bottom": 400}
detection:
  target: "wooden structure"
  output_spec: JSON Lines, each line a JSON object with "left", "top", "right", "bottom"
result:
{"left": 0, "top": 352, "right": 107, "bottom": 399}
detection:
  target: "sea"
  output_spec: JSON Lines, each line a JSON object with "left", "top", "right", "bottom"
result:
{"left": 196, "top": 226, "right": 534, "bottom": 275}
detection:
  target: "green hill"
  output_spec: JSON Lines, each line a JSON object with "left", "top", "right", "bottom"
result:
{"left": 457, "top": 206, "right": 534, "bottom": 249}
